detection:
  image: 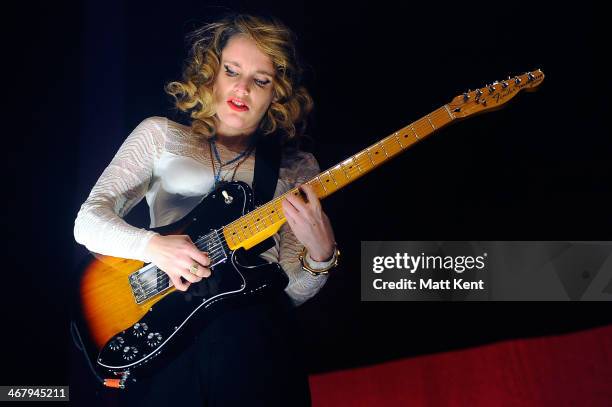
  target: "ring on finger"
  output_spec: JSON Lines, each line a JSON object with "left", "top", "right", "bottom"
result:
{"left": 189, "top": 263, "right": 199, "bottom": 275}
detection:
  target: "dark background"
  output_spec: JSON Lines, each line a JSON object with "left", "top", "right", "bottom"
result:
{"left": 3, "top": 0, "right": 610, "bottom": 392}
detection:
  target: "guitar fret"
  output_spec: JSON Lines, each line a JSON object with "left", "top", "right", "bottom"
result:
{"left": 394, "top": 133, "right": 405, "bottom": 149}
{"left": 239, "top": 222, "right": 250, "bottom": 238}
{"left": 257, "top": 212, "right": 267, "bottom": 228}
{"left": 327, "top": 170, "right": 339, "bottom": 187}
{"left": 379, "top": 142, "right": 389, "bottom": 159}
{"left": 365, "top": 149, "right": 376, "bottom": 166}
{"left": 228, "top": 227, "right": 240, "bottom": 244}
{"left": 352, "top": 156, "right": 362, "bottom": 173}
{"left": 234, "top": 228, "right": 242, "bottom": 242}
{"left": 275, "top": 205, "right": 284, "bottom": 221}
{"left": 339, "top": 163, "right": 350, "bottom": 179}
{"left": 238, "top": 223, "right": 249, "bottom": 240}
{"left": 330, "top": 166, "right": 344, "bottom": 184}
{"left": 266, "top": 207, "right": 276, "bottom": 224}
{"left": 443, "top": 104, "right": 455, "bottom": 120}
{"left": 316, "top": 176, "right": 328, "bottom": 193}
{"left": 251, "top": 215, "right": 260, "bottom": 232}
{"left": 426, "top": 114, "right": 436, "bottom": 130}
{"left": 261, "top": 211, "right": 269, "bottom": 226}
{"left": 322, "top": 170, "right": 338, "bottom": 192}
{"left": 319, "top": 171, "right": 333, "bottom": 192}
{"left": 411, "top": 126, "right": 419, "bottom": 139}
{"left": 355, "top": 155, "right": 366, "bottom": 173}
{"left": 359, "top": 154, "right": 371, "bottom": 170}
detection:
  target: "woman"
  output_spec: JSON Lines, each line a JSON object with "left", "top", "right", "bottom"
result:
{"left": 74, "top": 14, "right": 338, "bottom": 406}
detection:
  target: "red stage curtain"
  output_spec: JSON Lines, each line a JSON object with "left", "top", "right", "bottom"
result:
{"left": 309, "top": 324, "right": 612, "bottom": 406}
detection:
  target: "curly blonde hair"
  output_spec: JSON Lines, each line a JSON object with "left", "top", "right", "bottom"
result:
{"left": 165, "top": 14, "right": 313, "bottom": 145}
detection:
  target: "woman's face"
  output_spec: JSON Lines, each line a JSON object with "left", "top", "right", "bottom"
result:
{"left": 213, "top": 34, "right": 276, "bottom": 137}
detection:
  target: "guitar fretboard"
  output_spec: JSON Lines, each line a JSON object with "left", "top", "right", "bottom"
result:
{"left": 222, "top": 105, "right": 456, "bottom": 250}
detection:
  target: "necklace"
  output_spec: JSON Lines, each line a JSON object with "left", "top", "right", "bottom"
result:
{"left": 208, "top": 136, "right": 255, "bottom": 188}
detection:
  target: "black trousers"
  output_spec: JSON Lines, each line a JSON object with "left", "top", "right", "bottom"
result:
{"left": 91, "top": 292, "right": 311, "bottom": 407}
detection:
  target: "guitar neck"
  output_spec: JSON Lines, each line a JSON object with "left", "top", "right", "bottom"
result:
{"left": 306, "top": 105, "right": 456, "bottom": 198}
{"left": 222, "top": 105, "right": 456, "bottom": 250}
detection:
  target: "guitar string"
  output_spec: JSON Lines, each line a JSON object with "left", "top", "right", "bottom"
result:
{"left": 134, "top": 107, "right": 452, "bottom": 296}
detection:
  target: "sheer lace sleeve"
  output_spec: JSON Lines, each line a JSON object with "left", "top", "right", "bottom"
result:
{"left": 277, "top": 151, "right": 330, "bottom": 306}
{"left": 73, "top": 116, "right": 166, "bottom": 262}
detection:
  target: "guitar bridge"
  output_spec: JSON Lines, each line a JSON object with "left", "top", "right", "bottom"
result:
{"left": 129, "top": 263, "right": 172, "bottom": 304}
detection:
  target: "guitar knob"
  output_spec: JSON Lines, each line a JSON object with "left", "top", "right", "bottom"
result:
{"left": 122, "top": 346, "right": 139, "bottom": 361}
{"left": 132, "top": 322, "right": 148, "bottom": 338}
{"left": 108, "top": 336, "right": 125, "bottom": 351}
{"left": 146, "top": 332, "right": 163, "bottom": 347}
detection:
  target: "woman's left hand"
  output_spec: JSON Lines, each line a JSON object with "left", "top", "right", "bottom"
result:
{"left": 281, "top": 184, "right": 335, "bottom": 261}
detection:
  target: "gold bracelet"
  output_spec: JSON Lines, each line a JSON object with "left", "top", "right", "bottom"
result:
{"left": 298, "top": 245, "right": 340, "bottom": 277}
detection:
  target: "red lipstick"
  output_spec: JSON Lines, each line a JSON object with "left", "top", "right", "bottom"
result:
{"left": 227, "top": 98, "right": 249, "bottom": 112}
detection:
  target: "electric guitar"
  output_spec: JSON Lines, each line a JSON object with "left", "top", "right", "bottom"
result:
{"left": 72, "top": 69, "right": 545, "bottom": 388}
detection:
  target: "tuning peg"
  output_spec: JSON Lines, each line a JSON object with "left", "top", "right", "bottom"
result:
{"left": 501, "top": 81, "right": 509, "bottom": 89}
{"left": 463, "top": 92, "right": 470, "bottom": 102}
{"left": 514, "top": 77, "right": 522, "bottom": 84}
{"left": 475, "top": 89, "right": 483, "bottom": 99}
{"left": 488, "top": 84, "right": 496, "bottom": 94}
{"left": 528, "top": 72, "right": 535, "bottom": 82}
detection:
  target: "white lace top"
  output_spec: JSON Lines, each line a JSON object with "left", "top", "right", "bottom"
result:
{"left": 73, "top": 116, "right": 329, "bottom": 306}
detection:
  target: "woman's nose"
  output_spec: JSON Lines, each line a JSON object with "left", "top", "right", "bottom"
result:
{"left": 234, "top": 79, "right": 250, "bottom": 95}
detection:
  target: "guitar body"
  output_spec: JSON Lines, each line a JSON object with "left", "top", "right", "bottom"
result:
{"left": 73, "top": 181, "right": 288, "bottom": 381}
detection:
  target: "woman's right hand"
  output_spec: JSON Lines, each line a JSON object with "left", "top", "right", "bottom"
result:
{"left": 143, "top": 234, "right": 211, "bottom": 291}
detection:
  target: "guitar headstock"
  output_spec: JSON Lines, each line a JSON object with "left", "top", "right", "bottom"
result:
{"left": 448, "top": 69, "right": 544, "bottom": 118}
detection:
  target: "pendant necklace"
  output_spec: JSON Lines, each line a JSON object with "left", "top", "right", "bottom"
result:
{"left": 208, "top": 136, "right": 255, "bottom": 188}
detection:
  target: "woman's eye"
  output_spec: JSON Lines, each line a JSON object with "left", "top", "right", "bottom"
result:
{"left": 255, "top": 79, "right": 271, "bottom": 87}
{"left": 224, "top": 65, "right": 237, "bottom": 76}
{"left": 224, "top": 65, "right": 269, "bottom": 87}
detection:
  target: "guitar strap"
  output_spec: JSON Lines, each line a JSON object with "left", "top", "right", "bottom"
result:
{"left": 249, "top": 130, "right": 282, "bottom": 254}
{"left": 253, "top": 130, "right": 282, "bottom": 207}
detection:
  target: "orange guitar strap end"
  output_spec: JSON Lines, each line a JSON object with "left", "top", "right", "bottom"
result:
{"left": 103, "top": 378, "right": 122, "bottom": 389}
